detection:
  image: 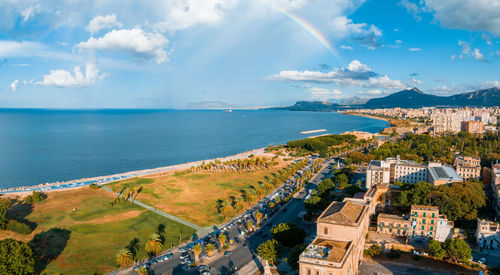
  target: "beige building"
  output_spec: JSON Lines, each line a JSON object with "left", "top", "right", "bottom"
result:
{"left": 341, "top": 131, "right": 374, "bottom": 141}
{"left": 410, "top": 205, "right": 439, "bottom": 239}
{"left": 453, "top": 156, "right": 481, "bottom": 180}
{"left": 461, "top": 120, "right": 483, "bottom": 134}
{"left": 299, "top": 199, "right": 370, "bottom": 275}
{"left": 490, "top": 164, "right": 500, "bottom": 216}
{"left": 377, "top": 214, "right": 410, "bottom": 236}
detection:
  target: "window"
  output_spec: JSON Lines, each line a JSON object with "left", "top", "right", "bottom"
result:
{"left": 431, "top": 220, "right": 434, "bottom": 225}
{"left": 430, "top": 226, "right": 434, "bottom": 231}
{"left": 307, "top": 270, "right": 311, "bottom": 275}
{"left": 324, "top": 227, "right": 328, "bottom": 235}
{"left": 422, "top": 219, "right": 426, "bottom": 224}
{"left": 421, "top": 225, "right": 425, "bottom": 230}
{"left": 423, "top": 212, "right": 426, "bottom": 217}
{"left": 432, "top": 213, "right": 435, "bottom": 218}
{"left": 413, "top": 211, "right": 418, "bottom": 217}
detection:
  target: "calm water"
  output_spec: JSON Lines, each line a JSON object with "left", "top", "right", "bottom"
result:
{"left": 0, "top": 109, "right": 387, "bottom": 188}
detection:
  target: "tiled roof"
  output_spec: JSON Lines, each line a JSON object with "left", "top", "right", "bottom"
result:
{"left": 318, "top": 200, "right": 364, "bottom": 225}
{"left": 315, "top": 239, "right": 350, "bottom": 263}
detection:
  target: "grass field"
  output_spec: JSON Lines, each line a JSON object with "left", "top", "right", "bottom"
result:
{"left": 107, "top": 161, "right": 289, "bottom": 227}
{"left": 0, "top": 188, "right": 196, "bottom": 274}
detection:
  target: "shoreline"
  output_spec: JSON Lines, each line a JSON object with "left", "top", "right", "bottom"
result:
{"left": 0, "top": 147, "right": 271, "bottom": 196}
{"left": 339, "top": 111, "right": 391, "bottom": 122}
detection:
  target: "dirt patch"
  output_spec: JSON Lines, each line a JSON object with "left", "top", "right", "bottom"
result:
{"left": 74, "top": 210, "right": 143, "bottom": 225}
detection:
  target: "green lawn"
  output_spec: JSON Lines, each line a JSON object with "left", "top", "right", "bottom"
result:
{"left": 3, "top": 188, "right": 196, "bottom": 274}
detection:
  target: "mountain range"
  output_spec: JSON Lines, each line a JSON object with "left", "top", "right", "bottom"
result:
{"left": 273, "top": 87, "right": 500, "bottom": 111}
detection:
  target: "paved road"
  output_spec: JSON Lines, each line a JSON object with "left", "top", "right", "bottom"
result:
{"left": 143, "top": 158, "right": 336, "bottom": 275}
{"left": 101, "top": 186, "right": 204, "bottom": 232}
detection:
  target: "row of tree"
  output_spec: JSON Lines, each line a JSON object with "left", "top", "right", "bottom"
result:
{"left": 286, "top": 134, "right": 372, "bottom": 157}
{"left": 428, "top": 239, "right": 472, "bottom": 263}
{"left": 115, "top": 224, "right": 166, "bottom": 268}
{"left": 257, "top": 223, "right": 306, "bottom": 266}
{"left": 190, "top": 157, "right": 275, "bottom": 173}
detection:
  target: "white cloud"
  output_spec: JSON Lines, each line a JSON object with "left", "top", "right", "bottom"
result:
{"left": 458, "top": 40, "right": 470, "bottom": 54}
{"left": 77, "top": 28, "right": 169, "bottom": 64}
{"left": 481, "top": 33, "right": 492, "bottom": 45}
{"left": 409, "top": 48, "right": 421, "bottom": 51}
{"left": 330, "top": 16, "right": 382, "bottom": 48}
{"left": 308, "top": 87, "right": 343, "bottom": 101}
{"left": 35, "top": 63, "right": 106, "bottom": 87}
{"left": 270, "top": 60, "right": 406, "bottom": 89}
{"left": 358, "top": 89, "right": 383, "bottom": 95}
{"left": 154, "top": 0, "right": 238, "bottom": 31}
{"left": 20, "top": 4, "right": 41, "bottom": 23}
{"left": 423, "top": 0, "right": 500, "bottom": 37}
{"left": 472, "top": 48, "right": 488, "bottom": 62}
{"left": 399, "top": 0, "right": 421, "bottom": 20}
{"left": 86, "top": 14, "right": 122, "bottom": 35}
{"left": 340, "top": 45, "right": 353, "bottom": 50}
{"left": 396, "top": 40, "right": 403, "bottom": 44}
{"left": 10, "top": 80, "right": 18, "bottom": 91}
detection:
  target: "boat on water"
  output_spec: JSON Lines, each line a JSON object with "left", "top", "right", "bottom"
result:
{"left": 300, "top": 129, "right": 327, "bottom": 134}
{"left": 223, "top": 109, "right": 233, "bottom": 113}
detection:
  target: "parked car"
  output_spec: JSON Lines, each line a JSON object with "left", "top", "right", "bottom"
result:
{"left": 224, "top": 251, "right": 233, "bottom": 257}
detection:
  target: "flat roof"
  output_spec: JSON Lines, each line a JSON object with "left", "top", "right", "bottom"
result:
{"left": 411, "top": 205, "right": 439, "bottom": 211}
{"left": 378, "top": 213, "right": 406, "bottom": 221}
{"left": 300, "top": 239, "right": 350, "bottom": 263}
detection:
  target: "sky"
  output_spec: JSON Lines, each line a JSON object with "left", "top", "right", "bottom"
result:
{"left": 0, "top": 0, "right": 499, "bottom": 109}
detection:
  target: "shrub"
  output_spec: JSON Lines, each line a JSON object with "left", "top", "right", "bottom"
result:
{"left": 24, "top": 191, "right": 45, "bottom": 204}
{"left": 363, "top": 244, "right": 382, "bottom": 257}
{"left": 7, "top": 220, "right": 32, "bottom": 235}
{"left": 271, "top": 223, "right": 306, "bottom": 247}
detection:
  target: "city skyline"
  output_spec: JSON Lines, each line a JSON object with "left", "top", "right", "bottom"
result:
{"left": 0, "top": 0, "right": 499, "bottom": 108}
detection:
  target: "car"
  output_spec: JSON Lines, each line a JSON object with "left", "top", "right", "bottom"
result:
{"left": 166, "top": 253, "right": 173, "bottom": 259}
{"left": 201, "top": 271, "right": 211, "bottom": 275}
{"left": 478, "top": 257, "right": 487, "bottom": 264}
{"left": 197, "top": 265, "right": 208, "bottom": 271}
{"left": 224, "top": 251, "right": 233, "bottom": 257}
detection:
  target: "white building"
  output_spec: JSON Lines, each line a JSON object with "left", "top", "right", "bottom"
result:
{"left": 386, "top": 157, "right": 428, "bottom": 184}
{"left": 476, "top": 219, "right": 500, "bottom": 250}
{"left": 435, "top": 215, "right": 454, "bottom": 242}
{"left": 365, "top": 160, "right": 390, "bottom": 189}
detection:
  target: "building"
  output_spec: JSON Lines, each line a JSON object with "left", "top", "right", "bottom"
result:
{"left": 342, "top": 131, "right": 374, "bottom": 141}
{"left": 453, "top": 156, "right": 481, "bottom": 180}
{"left": 476, "top": 219, "right": 500, "bottom": 250}
{"left": 409, "top": 205, "right": 453, "bottom": 242}
{"left": 410, "top": 205, "right": 439, "bottom": 239}
{"left": 490, "top": 164, "right": 500, "bottom": 216}
{"left": 386, "top": 157, "right": 428, "bottom": 184}
{"left": 377, "top": 214, "right": 410, "bottom": 236}
{"left": 427, "top": 165, "right": 463, "bottom": 186}
{"left": 366, "top": 157, "right": 462, "bottom": 187}
{"left": 365, "top": 160, "right": 391, "bottom": 189}
{"left": 298, "top": 199, "right": 371, "bottom": 275}
{"left": 461, "top": 120, "right": 483, "bottom": 134}
{"left": 435, "top": 214, "right": 454, "bottom": 242}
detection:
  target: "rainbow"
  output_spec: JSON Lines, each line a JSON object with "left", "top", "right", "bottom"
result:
{"left": 260, "top": 0, "right": 340, "bottom": 59}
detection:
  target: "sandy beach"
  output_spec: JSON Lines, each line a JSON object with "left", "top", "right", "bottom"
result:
{"left": 340, "top": 111, "right": 391, "bottom": 122}
{"left": 1, "top": 147, "right": 273, "bottom": 197}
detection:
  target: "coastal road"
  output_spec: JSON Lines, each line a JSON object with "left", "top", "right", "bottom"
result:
{"left": 146, "top": 158, "right": 335, "bottom": 275}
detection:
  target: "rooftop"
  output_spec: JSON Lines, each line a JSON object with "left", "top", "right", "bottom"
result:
{"left": 428, "top": 165, "right": 463, "bottom": 182}
{"left": 411, "top": 205, "right": 439, "bottom": 211}
{"left": 378, "top": 213, "right": 406, "bottom": 221}
{"left": 318, "top": 200, "right": 365, "bottom": 226}
{"left": 300, "top": 239, "right": 350, "bottom": 263}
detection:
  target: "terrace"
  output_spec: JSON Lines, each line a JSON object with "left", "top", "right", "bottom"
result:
{"left": 300, "top": 238, "right": 351, "bottom": 264}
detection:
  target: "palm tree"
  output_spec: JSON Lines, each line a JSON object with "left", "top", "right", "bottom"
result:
{"left": 137, "top": 266, "right": 148, "bottom": 275}
{"left": 115, "top": 248, "right": 134, "bottom": 267}
{"left": 205, "top": 243, "right": 216, "bottom": 257}
{"left": 246, "top": 221, "right": 254, "bottom": 232}
{"left": 192, "top": 243, "right": 203, "bottom": 264}
{"left": 145, "top": 233, "right": 163, "bottom": 256}
{"left": 218, "top": 234, "right": 227, "bottom": 249}
{"left": 255, "top": 211, "right": 263, "bottom": 225}
{"left": 220, "top": 203, "right": 233, "bottom": 218}
{"left": 233, "top": 197, "right": 244, "bottom": 211}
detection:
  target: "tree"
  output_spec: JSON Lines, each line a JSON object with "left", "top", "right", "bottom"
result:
{"left": 218, "top": 234, "right": 227, "bottom": 249}
{"left": 444, "top": 239, "right": 471, "bottom": 263}
{"left": 205, "top": 243, "right": 216, "bottom": 257}
{"left": 363, "top": 244, "right": 382, "bottom": 257}
{"left": 145, "top": 233, "right": 163, "bottom": 256}
{"left": 317, "top": 178, "right": 335, "bottom": 194}
{"left": 257, "top": 239, "right": 280, "bottom": 265}
{"left": 270, "top": 223, "right": 306, "bottom": 247}
{"left": 192, "top": 244, "right": 203, "bottom": 264}
{"left": 0, "top": 239, "right": 35, "bottom": 275}
{"left": 288, "top": 244, "right": 307, "bottom": 270}
{"left": 428, "top": 240, "right": 445, "bottom": 259}
{"left": 247, "top": 221, "right": 254, "bottom": 231}
{"left": 335, "top": 174, "right": 348, "bottom": 189}
{"left": 115, "top": 248, "right": 134, "bottom": 267}
{"left": 255, "top": 212, "right": 263, "bottom": 225}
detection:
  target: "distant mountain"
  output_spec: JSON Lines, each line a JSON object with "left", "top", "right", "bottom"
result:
{"left": 335, "top": 96, "right": 369, "bottom": 105}
{"left": 364, "top": 87, "right": 500, "bottom": 108}
{"left": 274, "top": 87, "right": 500, "bottom": 111}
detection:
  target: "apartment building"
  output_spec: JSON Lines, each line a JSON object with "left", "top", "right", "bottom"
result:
{"left": 366, "top": 157, "right": 462, "bottom": 187}
{"left": 365, "top": 160, "right": 391, "bottom": 189}
{"left": 435, "top": 215, "right": 454, "bottom": 242}
{"left": 476, "top": 219, "right": 500, "bottom": 249}
{"left": 453, "top": 156, "right": 481, "bottom": 180}
{"left": 299, "top": 199, "right": 370, "bottom": 275}
{"left": 409, "top": 205, "right": 453, "bottom": 242}
{"left": 377, "top": 214, "right": 410, "bottom": 236}
{"left": 461, "top": 120, "right": 483, "bottom": 134}
{"left": 491, "top": 164, "right": 500, "bottom": 217}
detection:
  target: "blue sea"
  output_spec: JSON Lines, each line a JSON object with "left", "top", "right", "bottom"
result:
{"left": 0, "top": 109, "right": 387, "bottom": 189}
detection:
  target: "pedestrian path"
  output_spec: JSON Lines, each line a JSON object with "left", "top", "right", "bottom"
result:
{"left": 101, "top": 186, "right": 204, "bottom": 232}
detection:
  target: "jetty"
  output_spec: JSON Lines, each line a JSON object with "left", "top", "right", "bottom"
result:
{"left": 300, "top": 129, "right": 326, "bottom": 134}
